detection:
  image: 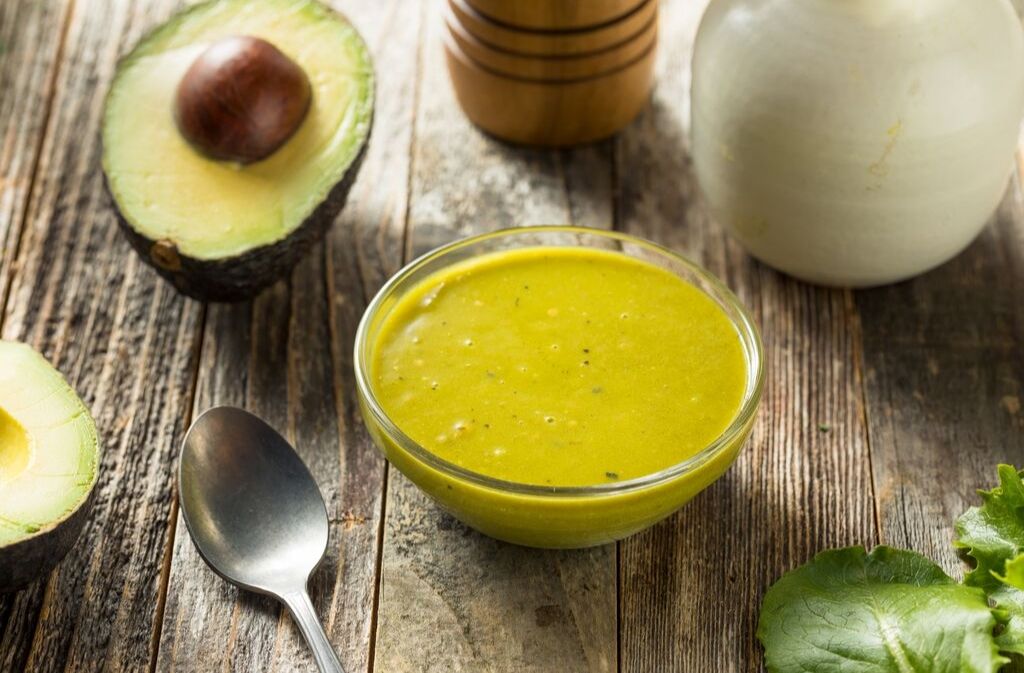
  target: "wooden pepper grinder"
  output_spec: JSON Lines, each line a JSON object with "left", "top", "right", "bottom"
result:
{"left": 445, "top": 0, "right": 658, "bottom": 147}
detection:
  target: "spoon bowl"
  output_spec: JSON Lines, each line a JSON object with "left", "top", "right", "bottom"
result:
{"left": 179, "top": 406, "right": 345, "bottom": 673}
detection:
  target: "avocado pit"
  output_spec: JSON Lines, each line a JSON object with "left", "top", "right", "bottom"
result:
{"left": 174, "top": 35, "right": 312, "bottom": 164}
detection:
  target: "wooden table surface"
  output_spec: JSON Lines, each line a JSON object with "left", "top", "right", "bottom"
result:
{"left": 1, "top": 0, "right": 1022, "bottom": 671}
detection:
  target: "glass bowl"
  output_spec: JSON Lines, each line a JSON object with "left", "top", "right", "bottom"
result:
{"left": 354, "top": 226, "right": 764, "bottom": 548}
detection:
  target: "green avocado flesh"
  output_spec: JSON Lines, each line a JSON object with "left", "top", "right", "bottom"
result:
{"left": 101, "top": 0, "right": 373, "bottom": 261}
{"left": 0, "top": 342, "right": 98, "bottom": 546}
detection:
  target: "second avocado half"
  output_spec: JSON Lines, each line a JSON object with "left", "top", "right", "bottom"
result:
{"left": 102, "top": 0, "right": 374, "bottom": 302}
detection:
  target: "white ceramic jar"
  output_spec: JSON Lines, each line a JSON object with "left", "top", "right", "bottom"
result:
{"left": 691, "top": 0, "right": 1024, "bottom": 287}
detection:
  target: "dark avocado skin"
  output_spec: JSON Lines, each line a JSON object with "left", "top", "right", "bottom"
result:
{"left": 105, "top": 127, "right": 371, "bottom": 302}
{"left": 0, "top": 489, "right": 94, "bottom": 593}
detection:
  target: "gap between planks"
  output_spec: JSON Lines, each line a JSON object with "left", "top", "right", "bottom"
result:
{"left": 152, "top": 0, "right": 426, "bottom": 670}
{"left": 844, "top": 288, "right": 883, "bottom": 544}
{"left": 148, "top": 303, "right": 208, "bottom": 673}
{"left": 364, "top": 3, "right": 426, "bottom": 669}
{"left": 0, "top": 0, "right": 86, "bottom": 661}
{"left": 0, "top": 0, "right": 77, "bottom": 332}
{"left": 1, "top": 0, "right": 1018, "bottom": 669}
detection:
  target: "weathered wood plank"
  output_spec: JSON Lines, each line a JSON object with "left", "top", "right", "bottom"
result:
{"left": 616, "top": 1, "right": 879, "bottom": 670}
{"left": 156, "top": 261, "right": 332, "bottom": 672}
{"left": 321, "top": 0, "right": 426, "bottom": 665}
{"left": 334, "top": 0, "right": 420, "bottom": 294}
{"left": 0, "top": 1, "right": 204, "bottom": 671}
{"left": 0, "top": 0, "right": 73, "bottom": 320}
{"left": 372, "top": 4, "right": 617, "bottom": 672}
{"left": 7, "top": 0, "right": 1015, "bottom": 671}
{"left": 155, "top": 0, "right": 421, "bottom": 671}
{"left": 857, "top": 172, "right": 1024, "bottom": 572}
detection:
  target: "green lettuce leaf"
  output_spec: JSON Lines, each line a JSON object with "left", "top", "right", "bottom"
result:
{"left": 955, "top": 465, "right": 1024, "bottom": 654}
{"left": 996, "top": 554, "right": 1024, "bottom": 591}
{"left": 758, "top": 546, "right": 1006, "bottom": 673}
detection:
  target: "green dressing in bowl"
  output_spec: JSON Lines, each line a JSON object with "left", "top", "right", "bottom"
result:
{"left": 371, "top": 246, "right": 747, "bottom": 487}
{"left": 356, "top": 227, "right": 762, "bottom": 548}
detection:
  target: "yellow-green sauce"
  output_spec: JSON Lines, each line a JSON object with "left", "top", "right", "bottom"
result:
{"left": 370, "top": 247, "right": 748, "bottom": 488}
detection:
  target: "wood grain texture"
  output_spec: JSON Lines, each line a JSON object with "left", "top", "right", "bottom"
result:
{"left": 0, "top": 1, "right": 203, "bottom": 672}
{"left": 156, "top": 0, "right": 420, "bottom": 671}
{"left": 404, "top": 7, "right": 614, "bottom": 261}
{"left": 0, "top": 0, "right": 72, "bottom": 322}
{"left": 333, "top": 0, "right": 419, "bottom": 293}
{"left": 323, "top": 0, "right": 425, "bottom": 668}
{"left": 372, "top": 3, "right": 617, "bottom": 672}
{"left": 2, "top": 0, "right": 1023, "bottom": 670}
{"left": 616, "top": 1, "right": 879, "bottom": 670}
{"left": 156, "top": 258, "right": 337, "bottom": 673}
{"left": 857, "top": 172, "right": 1024, "bottom": 572}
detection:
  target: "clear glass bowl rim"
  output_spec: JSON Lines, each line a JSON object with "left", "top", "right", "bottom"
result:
{"left": 353, "top": 226, "right": 765, "bottom": 498}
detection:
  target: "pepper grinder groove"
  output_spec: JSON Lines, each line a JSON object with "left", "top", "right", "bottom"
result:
{"left": 445, "top": 0, "right": 658, "bottom": 147}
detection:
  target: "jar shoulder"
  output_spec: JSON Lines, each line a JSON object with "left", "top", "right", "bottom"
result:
{"left": 693, "top": 0, "right": 1024, "bottom": 130}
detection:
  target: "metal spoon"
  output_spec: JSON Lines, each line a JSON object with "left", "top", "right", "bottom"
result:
{"left": 179, "top": 406, "right": 344, "bottom": 673}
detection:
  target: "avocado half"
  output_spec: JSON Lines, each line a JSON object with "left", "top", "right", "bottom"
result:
{"left": 101, "top": 0, "right": 374, "bottom": 302}
{"left": 0, "top": 341, "right": 100, "bottom": 592}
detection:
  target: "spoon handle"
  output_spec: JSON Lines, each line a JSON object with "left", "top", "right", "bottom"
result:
{"left": 282, "top": 589, "right": 346, "bottom": 673}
